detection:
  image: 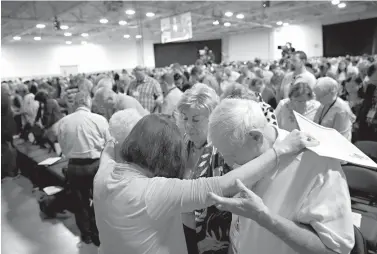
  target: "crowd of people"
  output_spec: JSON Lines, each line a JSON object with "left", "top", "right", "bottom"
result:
{"left": 1, "top": 50, "right": 377, "bottom": 254}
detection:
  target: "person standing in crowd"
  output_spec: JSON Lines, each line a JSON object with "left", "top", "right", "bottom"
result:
{"left": 269, "top": 63, "right": 285, "bottom": 95}
{"left": 220, "top": 82, "right": 279, "bottom": 126}
{"left": 93, "top": 110, "right": 317, "bottom": 254}
{"left": 160, "top": 72, "right": 183, "bottom": 116}
{"left": 1, "top": 83, "right": 19, "bottom": 179}
{"left": 174, "top": 72, "right": 191, "bottom": 92}
{"left": 118, "top": 69, "right": 131, "bottom": 94}
{"left": 236, "top": 65, "right": 253, "bottom": 86}
{"left": 93, "top": 87, "right": 148, "bottom": 120}
{"left": 78, "top": 78, "right": 94, "bottom": 97}
{"left": 247, "top": 77, "right": 277, "bottom": 109}
{"left": 190, "top": 66, "right": 221, "bottom": 95}
{"left": 34, "top": 90, "right": 64, "bottom": 144}
{"left": 280, "top": 51, "right": 317, "bottom": 101}
{"left": 276, "top": 82, "right": 321, "bottom": 132}
{"left": 207, "top": 98, "right": 354, "bottom": 254}
{"left": 128, "top": 66, "right": 163, "bottom": 113}
{"left": 313, "top": 77, "right": 356, "bottom": 141}
{"left": 337, "top": 60, "right": 348, "bottom": 84}
{"left": 356, "top": 62, "right": 377, "bottom": 141}
{"left": 177, "top": 83, "right": 231, "bottom": 254}
{"left": 20, "top": 84, "right": 39, "bottom": 138}
{"left": 58, "top": 92, "right": 111, "bottom": 245}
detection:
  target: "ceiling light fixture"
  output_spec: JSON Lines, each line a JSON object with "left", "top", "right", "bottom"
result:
{"left": 34, "top": 36, "right": 41, "bottom": 41}
{"left": 276, "top": 21, "right": 283, "bottom": 25}
{"left": 99, "top": 18, "right": 108, "bottom": 24}
{"left": 338, "top": 2, "right": 346, "bottom": 8}
{"left": 13, "top": 36, "right": 21, "bottom": 40}
{"left": 125, "top": 9, "right": 135, "bottom": 15}
{"left": 283, "top": 22, "right": 289, "bottom": 26}
{"left": 66, "top": 41, "right": 72, "bottom": 45}
{"left": 135, "top": 35, "right": 142, "bottom": 39}
{"left": 224, "top": 11, "right": 233, "bottom": 17}
{"left": 124, "top": 34, "right": 130, "bottom": 39}
{"left": 81, "top": 41, "right": 87, "bottom": 45}
{"left": 36, "top": 24, "right": 46, "bottom": 29}
{"left": 146, "top": 12, "right": 155, "bottom": 17}
{"left": 213, "top": 20, "right": 220, "bottom": 25}
{"left": 60, "top": 25, "right": 69, "bottom": 30}
{"left": 81, "top": 33, "right": 89, "bottom": 37}
{"left": 236, "top": 14, "right": 245, "bottom": 19}
{"left": 119, "top": 20, "right": 128, "bottom": 26}
{"left": 331, "top": 0, "right": 340, "bottom": 5}
{"left": 64, "top": 32, "right": 72, "bottom": 36}
{"left": 224, "top": 22, "right": 231, "bottom": 27}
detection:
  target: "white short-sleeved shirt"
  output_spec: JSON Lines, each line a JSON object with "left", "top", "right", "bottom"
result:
{"left": 161, "top": 87, "right": 183, "bottom": 116}
{"left": 93, "top": 157, "right": 223, "bottom": 254}
{"left": 229, "top": 129, "right": 354, "bottom": 254}
{"left": 280, "top": 70, "right": 317, "bottom": 99}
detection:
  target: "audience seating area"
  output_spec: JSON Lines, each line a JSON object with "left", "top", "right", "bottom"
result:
{"left": 14, "top": 138, "right": 67, "bottom": 188}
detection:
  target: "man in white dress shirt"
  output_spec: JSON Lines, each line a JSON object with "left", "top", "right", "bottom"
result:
{"left": 160, "top": 72, "right": 183, "bottom": 116}
{"left": 207, "top": 99, "right": 354, "bottom": 254}
{"left": 58, "top": 92, "right": 111, "bottom": 245}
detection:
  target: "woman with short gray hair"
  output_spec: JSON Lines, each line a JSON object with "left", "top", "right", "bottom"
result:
{"left": 313, "top": 77, "right": 356, "bottom": 141}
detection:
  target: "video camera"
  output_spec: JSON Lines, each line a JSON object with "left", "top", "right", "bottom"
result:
{"left": 277, "top": 42, "right": 295, "bottom": 58}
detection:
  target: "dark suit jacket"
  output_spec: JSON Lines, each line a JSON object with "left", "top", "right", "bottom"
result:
{"left": 35, "top": 99, "right": 63, "bottom": 129}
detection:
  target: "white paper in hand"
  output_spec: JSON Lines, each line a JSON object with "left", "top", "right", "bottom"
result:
{"left": 43, "top": 186, "right": 64, "bottom": 196}
{"left": 294, "top": 111, "right": 377, "bottom": 169}
{"left": 38, "top": 157, "right": 61, "bottom": 166}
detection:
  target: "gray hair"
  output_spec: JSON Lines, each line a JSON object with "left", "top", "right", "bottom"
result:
{"left": 92, "top": 87, "right": 114, "bottom": 116}
{"left": 315, "top": 77, "right": 339, "bottom": 95}
{"left": 94, "top": 77, "right": 113, "bottom": 94}
{"left": 74, "top": 91, "right": 91, "bottom": 108}
{"left": 78, "top": 79, "right": 93, "bottom": 94}
{"left": 109, "top": 109, "right": 142, "bottom": 145}
{"left": 177, "top": 83, "right": 219, "bottom": 115}
{"left": 220, "top": 82, "right": 258, "bottom": 101}
{"left": 208, "top": 98, "right": 267, "bottom": 146}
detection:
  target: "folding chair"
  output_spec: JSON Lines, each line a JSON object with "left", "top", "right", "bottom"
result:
{"left": 343, "top": 164, "right": 377, "bottom": 252}
{"left": 355, "top": 141, "right": 377, "bottom": 163}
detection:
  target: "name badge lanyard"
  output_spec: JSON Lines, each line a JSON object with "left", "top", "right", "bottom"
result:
{"left": 318, "top": 99, "right": 337, "bottom": 125}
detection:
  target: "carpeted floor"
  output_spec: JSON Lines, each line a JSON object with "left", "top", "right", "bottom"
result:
{"left": 1, "top": 175, "right": 98, "bottom": 254}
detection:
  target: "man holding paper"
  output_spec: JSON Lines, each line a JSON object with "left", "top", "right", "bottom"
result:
{"left": 207, "top": 98, "right": 354, "bottom": 254}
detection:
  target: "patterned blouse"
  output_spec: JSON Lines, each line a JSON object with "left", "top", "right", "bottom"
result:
{"left": 185, "top": 139, "right": 232, "bottom": 254}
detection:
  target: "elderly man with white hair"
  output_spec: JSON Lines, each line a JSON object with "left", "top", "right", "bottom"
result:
{"left": 207, "top": 98, "right": 354, "bottom": 254}
{"left": 93, "top": 87, "right": 148, "bottom": 120}
{"left": 313, "top": 77, "right": 356, "bottom": 141}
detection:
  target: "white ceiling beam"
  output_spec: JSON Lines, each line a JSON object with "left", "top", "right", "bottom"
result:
{"left": 2, "top": 1, "right": 88, "bottom": 40}
{"left": 1, "top": 17, "right": 120, "bottom": 28}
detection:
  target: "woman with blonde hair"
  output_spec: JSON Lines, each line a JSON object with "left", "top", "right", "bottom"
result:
{"left": 176, "top": 83, "right": 230, "bottom": 254}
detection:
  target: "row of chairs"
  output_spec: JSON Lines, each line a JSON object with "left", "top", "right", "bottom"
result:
{"left": 343, "top": 141, "right": 377, "bottom": 253}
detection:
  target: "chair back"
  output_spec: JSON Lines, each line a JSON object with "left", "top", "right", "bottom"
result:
{"left": 351, "top": 225, "right": 368, "bottom": 254}
{"left": 355, "top": 141, "right": 377, "bottom": 162}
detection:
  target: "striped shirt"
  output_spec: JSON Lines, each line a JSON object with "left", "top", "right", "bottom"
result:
{"left": 129, "top": 76, "right": 163, "bottom": 113}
